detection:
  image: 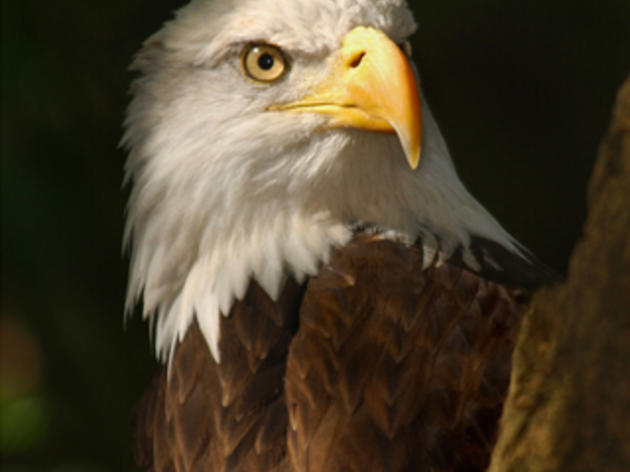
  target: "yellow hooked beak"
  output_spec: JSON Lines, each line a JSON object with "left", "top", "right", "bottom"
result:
{"left": 271, "top": 26, "right": 422, "bottom": 169}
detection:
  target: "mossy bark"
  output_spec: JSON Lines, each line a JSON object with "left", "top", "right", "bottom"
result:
{"left": 488, "top": 77, "right": 630, "bottom": 471}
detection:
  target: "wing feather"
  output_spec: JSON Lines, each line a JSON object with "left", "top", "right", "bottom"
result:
{"left": 134, "top": 233, "right": 535, "bottom": 471}
{"left": 134, "top": 280, "right": 304, "bottom": 472}
{"left": 285, "top": 234, "right": 528, "bottom": 471}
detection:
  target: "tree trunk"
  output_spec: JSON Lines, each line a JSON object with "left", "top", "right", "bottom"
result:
{"left": 488, "top": 77, "right": 630, "bottom": 472}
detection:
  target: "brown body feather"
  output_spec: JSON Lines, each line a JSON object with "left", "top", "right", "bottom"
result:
{"left": 133, "top": 233, "right": 530, "bottom": 471}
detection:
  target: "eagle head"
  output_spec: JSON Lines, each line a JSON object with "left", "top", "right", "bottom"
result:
{"left": 123, "top": 0, "right": 524, "bottom": 363}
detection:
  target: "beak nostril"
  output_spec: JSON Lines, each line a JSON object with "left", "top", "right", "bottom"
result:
{"left": 349, "top": 51, "right": 366, "bottom": 68}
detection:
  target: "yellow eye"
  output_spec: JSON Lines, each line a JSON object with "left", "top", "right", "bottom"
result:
{"left": 241, "top": 44, "right": 287, "bottom": 83}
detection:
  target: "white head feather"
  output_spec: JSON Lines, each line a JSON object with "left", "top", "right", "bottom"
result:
{"left": 123, "top": 0, "right": 521, "bottom": 363}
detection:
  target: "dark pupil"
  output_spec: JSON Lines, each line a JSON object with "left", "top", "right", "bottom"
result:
{"left": 258, "top": 53, "right": 274, "bottom": 70}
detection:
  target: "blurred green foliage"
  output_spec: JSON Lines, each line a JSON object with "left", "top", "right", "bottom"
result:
{"left": 1, "top": 394, "right": 49, "bottom": 455}
{"left": 1, "top": 0, "right": 629, "bottom": 470}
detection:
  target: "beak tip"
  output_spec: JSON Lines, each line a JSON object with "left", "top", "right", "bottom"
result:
{"left": 406, "top": 146, "right": 421, "bottom": 170}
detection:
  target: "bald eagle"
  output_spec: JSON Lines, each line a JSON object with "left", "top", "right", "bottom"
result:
{"left": 123, "top": 1, "right": 555, "bottom": 471}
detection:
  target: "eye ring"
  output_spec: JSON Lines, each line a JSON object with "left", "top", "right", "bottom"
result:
{"left": 241, "top": 43, "right": 288, "bottom": 83}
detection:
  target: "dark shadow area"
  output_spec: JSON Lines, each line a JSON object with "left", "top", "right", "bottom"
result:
{"left": 1, "top": 0, "right": 628, "bottom": 470}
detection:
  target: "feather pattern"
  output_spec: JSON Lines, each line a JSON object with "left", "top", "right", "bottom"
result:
{"left": 134, "top": 233, "right": 532, "bottom": 471}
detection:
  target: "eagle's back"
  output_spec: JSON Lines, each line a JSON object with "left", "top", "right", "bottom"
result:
{"left": 134, "top": 233, "right": 530, "bottom": 472}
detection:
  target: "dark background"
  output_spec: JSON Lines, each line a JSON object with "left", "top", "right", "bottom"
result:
{"left": 1, "top": 0, "right": 629, "bottom": 470}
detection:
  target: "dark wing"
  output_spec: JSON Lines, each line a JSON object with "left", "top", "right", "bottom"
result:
{"left": 133, "top": 281, "right": 304, "bottom": 472}
{"left": 458, "top": 235, "right": 561, "bottom": 290}
{"left": 134, "top": 232, "right": 539, "bottom": 472}
{"left": 284, "top": 234, "right": 528, "bottom": 471}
